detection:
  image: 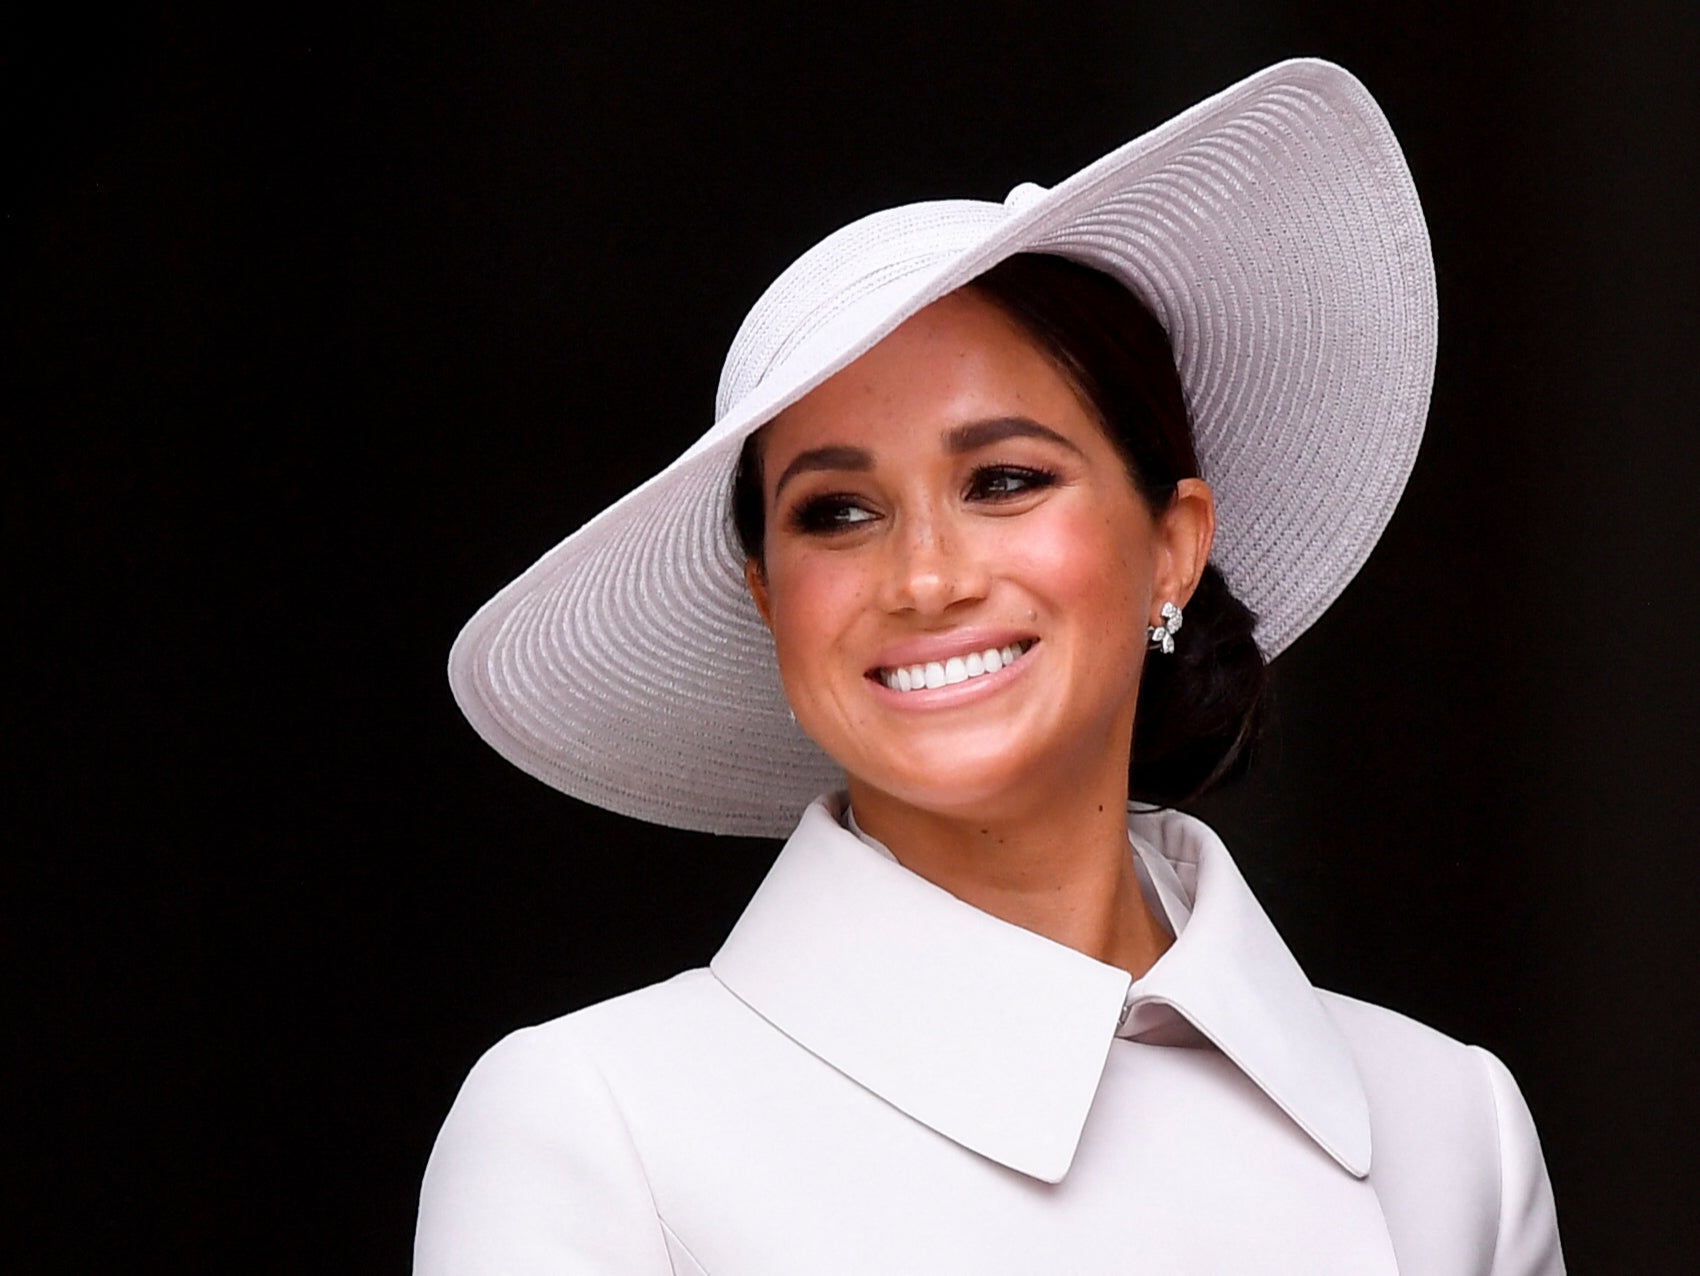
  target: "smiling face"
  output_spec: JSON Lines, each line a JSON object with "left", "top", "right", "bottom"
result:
{"left": 745, "top": 286, "right": 1212, "bottom": 825}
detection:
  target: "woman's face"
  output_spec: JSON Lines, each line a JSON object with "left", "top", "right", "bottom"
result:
{"left": 746, "top": 287, "right": 1211, "bottom": 822}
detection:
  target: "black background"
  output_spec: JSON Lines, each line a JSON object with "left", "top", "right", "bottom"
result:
{"left": 14, "top": 3, "right": 1700, "bottom": 1271}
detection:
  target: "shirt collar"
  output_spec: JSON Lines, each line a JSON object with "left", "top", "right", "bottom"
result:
{"left": 710, "top": 793, "right": 1371, "bottom": 1184}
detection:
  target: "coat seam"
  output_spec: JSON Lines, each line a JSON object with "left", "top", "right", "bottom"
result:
{"left": 583, "top": 1049, "right": 679, "bottom": 1274}
{"left": 659, "top": 1218, "right": 711, "bottom": 1275}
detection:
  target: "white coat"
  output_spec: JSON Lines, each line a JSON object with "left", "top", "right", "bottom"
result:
{"left": 415, "top": 794, "right": 1564, "bottom": 1274}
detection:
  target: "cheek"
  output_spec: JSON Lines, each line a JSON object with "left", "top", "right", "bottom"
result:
{"left": 763, "top": 551, "right": 877, "bottom": 685}
{"left": 1007, "top": 503, "right": 1148, "bottom": 640}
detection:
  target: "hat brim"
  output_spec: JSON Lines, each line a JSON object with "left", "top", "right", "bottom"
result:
{"left": 450, "top": 58, "right": 1437, "bottom": 836}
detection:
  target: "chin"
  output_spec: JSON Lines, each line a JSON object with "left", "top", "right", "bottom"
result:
{"left": 850, "top": 748, "right": 1053, "bottom": 821}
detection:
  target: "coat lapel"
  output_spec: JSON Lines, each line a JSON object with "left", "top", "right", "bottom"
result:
{"left": 711, "top": 794, "right": 1374, "bottom": 1186}
{"left": 713, "top": 797, "right": 1129, "bottom": 1182}
{"left": 1124, "top": 806, "right": 1375, "bottom": 1177}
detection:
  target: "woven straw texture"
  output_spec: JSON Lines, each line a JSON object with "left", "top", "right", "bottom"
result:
{"left": 449, "top": 58, "right": 1437, "bottom": 836}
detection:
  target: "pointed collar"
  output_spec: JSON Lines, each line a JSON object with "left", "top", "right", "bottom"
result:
{"left": 710, "top": 794, "right": 1371, "bottom": 1183}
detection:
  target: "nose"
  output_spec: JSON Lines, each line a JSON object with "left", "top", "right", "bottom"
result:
{"left": 877, "top": 507, "right": 989, "bottom": 617}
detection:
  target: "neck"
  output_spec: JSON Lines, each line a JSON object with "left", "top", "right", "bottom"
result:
{"left": 848, "top": 777, "right": 1173, "bottom": 980}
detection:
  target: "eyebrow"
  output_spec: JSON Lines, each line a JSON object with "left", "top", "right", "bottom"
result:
{"left": 772, "top": 445, "right": 874, "bottom": 498}
{"left": 945, "top": 416, "right": 1086, "bottom": 458}
{"left": 771, "top": 416, "right": 1084, "bottom": 498}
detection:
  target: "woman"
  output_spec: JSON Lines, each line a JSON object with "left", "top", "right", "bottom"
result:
{"left": 417, "top": 60, "right": 1563, "bottom": 1273}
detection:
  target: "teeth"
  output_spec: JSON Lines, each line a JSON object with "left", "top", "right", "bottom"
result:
{"left": 878, "top": 641, "right": 1033, "bottom": 692}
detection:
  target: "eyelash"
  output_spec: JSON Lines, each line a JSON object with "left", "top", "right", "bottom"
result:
{"left": 967, "top": 464, "right": 1059, "bottom": 500}
{"left": 786, "top": 465, "right": 1061, "bottom": 534}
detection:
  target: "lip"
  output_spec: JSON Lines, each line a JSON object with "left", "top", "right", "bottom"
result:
{"left": 865, "top": 635, "right": 1040, "bottom": 708}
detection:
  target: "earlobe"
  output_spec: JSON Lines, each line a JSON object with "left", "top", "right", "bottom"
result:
{"left": 744, "top": 559, "right": 774, "bottom": 629}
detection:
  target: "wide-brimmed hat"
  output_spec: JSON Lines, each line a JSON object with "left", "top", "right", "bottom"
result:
{"left": 449, "top": 57, "right": 1436, "bottom": 837}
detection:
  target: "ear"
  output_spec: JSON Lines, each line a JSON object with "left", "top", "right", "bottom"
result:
{"left": 744, "top": 558, "right": 774, "bottom": 630}
{"left": 1150, "top": 478, "right": 1216, "bottom": 616}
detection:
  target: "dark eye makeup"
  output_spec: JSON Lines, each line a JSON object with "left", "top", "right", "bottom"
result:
{"left": 782, "top": 464, "right": 1062, "bottom": 536}
{"left": 966, "top": 464, "right": 1060, "bottom": 500}
{"left": 787, "top": 493, "right": 877, "bottom": 534}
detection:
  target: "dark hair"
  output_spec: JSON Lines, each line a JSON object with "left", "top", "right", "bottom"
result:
{"left": 731, "top": 252, "right": 1268, "bottom": 806}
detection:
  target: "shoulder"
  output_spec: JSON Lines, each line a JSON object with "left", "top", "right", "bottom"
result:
{"left": 1319, "top": 989, "right": 1543, "bottom": 1158}
{"left": 414, "top": 971, "right": 730, "bottom": 1276}
{"left": 481, "top": 968, "right": 728, "bottom": 1061}
{"left": 465, "top": 966, "right": 771, "bottom": 1086}
{"left": 436, "top": 968, "right": 752, "bottom": 1143}
{"left": 1319, "top": 990, "right": 1504, "bottom": 1173}
{"left": 1319, "top": 989, "right": 1480, "bottom": 1083}
{"left": 1319, "top": 991, "right": 1565, "bottom": 1275}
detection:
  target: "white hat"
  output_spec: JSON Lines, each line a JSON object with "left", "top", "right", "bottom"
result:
{"left": 449, "top": 57, "right": 1437, "bottom": 837}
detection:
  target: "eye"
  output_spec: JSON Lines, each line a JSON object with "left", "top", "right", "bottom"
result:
{"left": 787, "top": 493, "right": 879, "bottom": 535}
{"left": 966, "top": 464, "right": 1059, "bottom": 501}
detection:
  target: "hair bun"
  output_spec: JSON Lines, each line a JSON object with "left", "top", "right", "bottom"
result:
{"left": 1129, "top": 564, "right": 1267, "bottom": 805}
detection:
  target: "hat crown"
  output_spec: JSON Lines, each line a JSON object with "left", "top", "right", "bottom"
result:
{"left": 715, "top": 200, "right": 1008, "bottom": 422}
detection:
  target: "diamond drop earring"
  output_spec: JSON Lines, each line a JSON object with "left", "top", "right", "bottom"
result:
{"left": 1147, "top": 601, "right": 1183, "bottom": 655}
